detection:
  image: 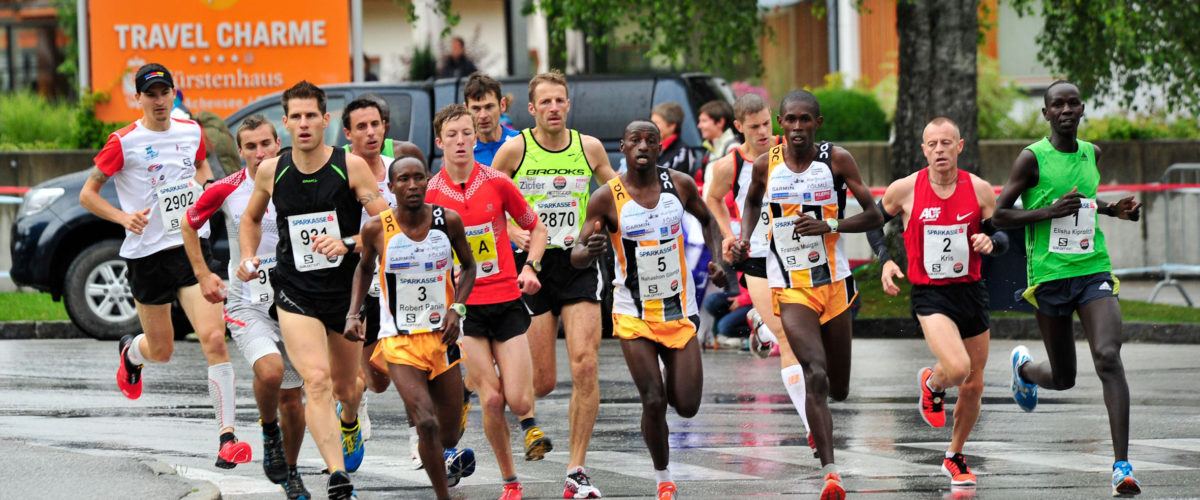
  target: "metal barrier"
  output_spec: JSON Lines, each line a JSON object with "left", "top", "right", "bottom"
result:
{"left": 1112, "top": 163, "right": 1200, "bottom": 306}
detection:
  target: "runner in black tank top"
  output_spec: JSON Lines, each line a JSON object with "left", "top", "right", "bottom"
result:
{"left": 273, "top": 147, "right": 363, "bottom": 296}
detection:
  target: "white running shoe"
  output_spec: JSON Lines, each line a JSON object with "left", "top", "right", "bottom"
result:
{"left": 360, "top": 393, "right": 371, "bottom": 441}
{"left": 409, "top": 431, "right": 424, "bottom": 470}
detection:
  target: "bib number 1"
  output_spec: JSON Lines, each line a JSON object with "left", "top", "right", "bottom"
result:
{"left": 1049, "top": 198, "right": 1097, "bottom": 254}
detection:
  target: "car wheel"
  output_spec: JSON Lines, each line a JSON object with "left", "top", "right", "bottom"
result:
{"left": 63, "top": 240, "right": 140, "bottom": 340}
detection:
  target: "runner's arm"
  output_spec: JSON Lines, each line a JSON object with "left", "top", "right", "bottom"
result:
{"left": 703, "top": 153, "right": 737, "bottom": 241}
{"left": 819, "top": 147, "right": 882, "bottom": 234}
{"left": 344, "top": 218, "right": 380, "bottom": 342}
{"left": 571, "top": 186, "right": 613, "bottom": 269}
{"left": 1088, "top": 144, "right": 1142, "bottom": 221}
{"left": 732, "top": 154, "right": 769, "bottom": 263}
{"left": 182, "top": 180, "right": 237, "bottom": 302}
{"left": 993, "top": 150, "right": 1086, "bottom": 228}
{"left": 676, "top": 170, "right": 728, "bottom": 288}
{"left": 489, "top": 132, "right": 524, "bottom": 177}
{"left": 583, "top": 135, "right": 617, "bottom": 183}
{"left": 80, "top": 134, "right": 150, "bottom": 233}
{"left": 343, "top": 154, "right": 388, "bottom": 254}
{"left": 193, "top": 158, "right": 214, "bottom": 188}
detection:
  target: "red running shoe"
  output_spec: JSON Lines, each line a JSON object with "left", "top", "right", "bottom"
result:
{"left": 820, "top": 473, "right": 845, "bottom": 500}
{"left": 117, "top": 334, "right": 143, "bottom": 400}
{"left": 215, "top": 438, "right": 252, "bottom": 469}
{"left": 919, "top": 367, "right": 946, "bottom": 428}
{"left": 942, "top": 453, "right": 978, "bottom": 486}
{"left": 656, "top": 481, "right": 677, "bottom": 500}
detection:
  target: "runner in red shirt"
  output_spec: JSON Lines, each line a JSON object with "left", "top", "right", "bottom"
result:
{"left": 423, "top": 104, "right": 547, "bottom": 500}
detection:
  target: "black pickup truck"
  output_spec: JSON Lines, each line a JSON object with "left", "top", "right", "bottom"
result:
{"left": 10, "top": 74, "right": 734, "bottom": 340}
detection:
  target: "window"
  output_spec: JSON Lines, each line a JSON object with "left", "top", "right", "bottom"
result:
{"left": 378, "top": 93, "right": 413, "bottom": 141}
{"left": 568, "top": 80, "right": 654, "bottom": 142}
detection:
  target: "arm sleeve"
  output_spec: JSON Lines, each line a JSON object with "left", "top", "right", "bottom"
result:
{"left": 866, "top": 200, "right": 897, "bottom": 263}
{"left": 93, "top": 134, "right": 125, "bottom": 176}
{"left": 185, "top": 173, "right": 240, "bottom": 229}
{"left": 989, "top": 228, "right": 1010, "bottom": 256}
{"left": 501, "top": 179, "right": 538, "bottom": 230}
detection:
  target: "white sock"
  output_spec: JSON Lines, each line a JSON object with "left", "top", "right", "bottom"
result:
{"left": 208, "top": 362, "right": 236, "bottom": 431}
{"left": 945, "top": 451, "right": 957, "bottom": 459}
{"left": 125, "top": 333, "right": 149, "bottom": 365}
{"left": 822, "top": 463, "right": 838, "bottom": 475}
{"left": 926, "top": 374, "right": 939, "bottom": 392}
{"left": 781, "top": 365, "right": 811, "bottom": 433}
{"left": 655, "top": 467, "right": 672, "bottom": 484}
{"left": 755, "top": 322, "right": 778, "bottom": 344}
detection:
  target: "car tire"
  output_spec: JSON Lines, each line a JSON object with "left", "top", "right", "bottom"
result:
{"left": 63, "top": 240, "right": 141, "bottom": 340}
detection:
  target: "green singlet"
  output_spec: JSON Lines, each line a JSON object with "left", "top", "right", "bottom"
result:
{"left": 512, "top": 128, "right": 594, "bottom": 249}
{"left": 1020, "top": 137, "right": 1111, "bottom": 286}
{"left": 343, "top": 138, "right": 394, "bottom": 158}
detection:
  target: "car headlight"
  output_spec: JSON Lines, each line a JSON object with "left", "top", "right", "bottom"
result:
{"left": 20, "top": 187, "right": 65, "bottom": 216}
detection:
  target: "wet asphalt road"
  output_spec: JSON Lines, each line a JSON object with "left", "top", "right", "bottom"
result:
{"left": 1, "top": 337, "right": 1198, "bottom": 499}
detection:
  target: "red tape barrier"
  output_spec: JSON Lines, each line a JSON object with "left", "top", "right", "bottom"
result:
{"left": 867, "top": 183, "right": 1200, "bottom": 197}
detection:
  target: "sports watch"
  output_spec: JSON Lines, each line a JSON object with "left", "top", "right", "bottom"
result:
{"left": 450, "top": 302, "right": 467, "bottom": 317}
{"left": 825, "top": 218, "right": 839, "bottom": 233}
{"left": 525, "top": 260, "right": 542, "bottom": 273}
{"left": 342, "top": 236, "right": 357, "bottom": 252}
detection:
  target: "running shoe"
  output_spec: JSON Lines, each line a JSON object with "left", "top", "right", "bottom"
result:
{"left": 459, "top": 399, "right": 471, "bottom": 440}
{"left": 1010, "top": 345, "right": 1039, "bottom": 412}
{"left": 499, "top": 481, "right": 523, "bottom": 500}
{"left": 215, "top": 436, "right": 252, "bottom": 469}
{"left": 262, "top": 422, "right": 288, "bottom": 483}
{"left": 341, "top": 420, "right": 365, "bottom": 473}
{"left": 820, "top": 472, "right": 845, "bottom": 500}
{"left": 444, "top": 447, "right": 476, "bottom": 487}
{"left": 284, "top": 466, "right": 310, "bottom": 500}
{"left": 563, "top": 466, "right": 602, "bottom": 498}
{"left": 747, "top": 309, "right": 776, "bottom": 359}
{"left": 808, "top": 432, "right": 819, "bottom": 459}
{"left": 1112, "top": 461, "right": 1142, "bottom": 497}
{"left": 656, "top": 481, "right": 677, "bottom": 500}
{"left": 327, "top": 470, "right": 356, "bottom": 500}
{"left": 116, "top": 334, "right": 144, "bottom": 399}
{"left": 919, "top": 367, "right": 947, "bottom": 428}
{"left": 409, "top": 431, "right": 424, "bottom": 470}
{"left": 941, "top": 453, "right": 977, "bottom": 486}
{"left": 523, "top": 426, "right": 553, "bottom": 461}
{"left": 359, "top": 394, "right": 371, "bottom": 441}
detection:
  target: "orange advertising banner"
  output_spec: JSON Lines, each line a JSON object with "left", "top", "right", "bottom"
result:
{"left": 88, "top": 0, "right": 350, "bottom": 122}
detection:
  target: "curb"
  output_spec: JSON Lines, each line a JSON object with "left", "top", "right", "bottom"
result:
{"left": 0, "top": 320, "right": 89, "bottom": 340}
{"left": 853, "top": 317, "right": 1200, "bottom": 343}
{"left": 142, "top": 458, "right": 221, "bottom": 500}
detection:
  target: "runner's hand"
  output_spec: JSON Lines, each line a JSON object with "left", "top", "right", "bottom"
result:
{"left": 708, "top": 261, "right": 728, "bottom": 288}
{"left": 122, "top": 208, "right": 151, "bottom": 235}
{"left": 1047, "top": 187, "right": 1084, "bottom": 218}
{"left": 721, "top": 236, "right": 737, "bottom": 263}
{"left": 312, "top": 234, "right": 348, "bottom": 257}
{"left": 235, "top": 257, "right": 260, "bottom": 282}
{"left": 518, "top": 266, "right": 542, "bottom": 295}
{"left": 881, "top": 260, "right": 905, "bottom": 296}
{"left": 583, "top": 220, "right": 607, "bottom": 259}
{"left": 729, "top": 240, "right": 750, "bottom": 263}
{"left": 198, "top": 271, "right": 227, "bottom": 303}
{"left": 440, "top": 310, "right": 461, "bottom": 346}
{"left": 509, "top": 224, "right": 532, "bottom": 252}
{"left": 1112, "top": 195, "right": 1142, "bottom": 221}
{"left": 970, "top": 233, "right": 993, "bottom": 255}
{"left": 343, "top": 317, "right": 365, "bottom": 342}
{"left": 793, "top": 213, "right": 829, "bottom": 236}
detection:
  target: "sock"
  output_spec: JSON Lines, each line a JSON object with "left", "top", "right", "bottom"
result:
{"left": 780, "top": 365, "right": 811, "bottom": 433}
{"left": 207, "top": 362, "right": 236, "bottom": 431}
{"left": 654, "top": 467, "right": 672, "bottom": 484}
{"left": 220, "top": 431, "right": 236, "bottom": 446}
{"left": 463, "top": 386, "right": 472, "bottom": 404}
{"left": 756, "top": 322, "right": 779, "bottom": 344}
{"left": 503, "top": 475, "right": 519, "bottom": 484}
{"left": 125, "top": 333, "right": 149, "bottom": 365}
{"left": 822, "top": 463, "right": 838, "bottom": 475}
{"left": 569, "top": 465, "right": 584, "bottom": 476}
{"left": 519, "top": 417, "right": 536, "bottom": 432}
{"left": 262, "top": 419, "right": 280, "bottom": 435}
{"left": 926, "top": 373, "right": 938, "bottom": 392}
{"left": 945, "top": 451, "right": 957, "bottom": 459}
{"left": 341, "top": 418, "right": 359, "bottom": 432}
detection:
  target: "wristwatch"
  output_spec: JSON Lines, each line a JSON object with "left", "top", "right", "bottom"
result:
{"left": 825, "top": 218, "right": 840, "bottom": 233}
{"left": 449, "top": 302, "right": 467, "bottom": 317}
{"left": 341, "top": 236, "right": 357, "bottom": 252}
{"left": 524, "top": 260, "right": 542, "bottom": 273}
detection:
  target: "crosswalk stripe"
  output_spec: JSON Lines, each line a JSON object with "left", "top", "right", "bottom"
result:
{"left": 702, "top": 445, "right": 942, "bottom": 477}
{"left": 174, "top": 465, "right": 282, "bottom": 495}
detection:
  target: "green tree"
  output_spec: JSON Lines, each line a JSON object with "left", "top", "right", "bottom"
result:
{"left": 1009, "top": 0, "right": 1200, "bottom": 114}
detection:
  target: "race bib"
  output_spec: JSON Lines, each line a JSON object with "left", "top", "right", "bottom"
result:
{"left": 634, "top": 240, "right": 683, "bottom": 300}
{"left": 1049, "top": 198, "right": 1097, "bottom": 254}
{"left": 771, "top": 215, "right": 827, "bottom": 271}
{"left": 923, "top": 224, "right": 970, "bottom": 279}
{"left": 535, "top": 198, "right": 581, "bottom": 248}
{"left": 455, "top": 223, "right": 499, "bottom": 277}
{"left": 287, "top": 211, "right": 342, "bottom": 272}
{"left": 247, "top": 254, "right": 276, "bottom": 305}
{"left": 156, "top": 179, "right": 201, "bottom": 235}
{"left": 391, "top": 272, "right": 448, "bottom": 331}
{"left": 368, "top": 258, "right": 382, "bottom": 297}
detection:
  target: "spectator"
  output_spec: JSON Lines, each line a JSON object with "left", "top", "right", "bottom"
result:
{"left": 703, "top": 273, "right": 754, "bottom": 348}
{"left": 440, "top": 36, "right": 478, "bottom": 78}
{"left": 698, "top": 100, "right": 739, "bottom": 162}
{"left": 651, "top": 101, "right": 697, "bottom": 175}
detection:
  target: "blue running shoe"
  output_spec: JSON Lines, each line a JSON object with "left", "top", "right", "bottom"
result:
{"left": 340, "top": 420, "right": 365, "bottom": 473}
{"left": 1010, "top": 345, "right": 1038, "bottom": 412}
{"left": 1112, "top": 461, "right": 1141, "bottom": 497}
{"left": 444, "top": 447, "right": 476, "bottom": 487}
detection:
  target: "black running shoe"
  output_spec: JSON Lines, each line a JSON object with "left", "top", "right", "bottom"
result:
{"left": 284, "top": 466, "right": 311, "bottom": 500}
{"left": 327, "top": 470, "right": 356, "bottom": 500}
{"left": 262, "top": 423, "right": 288, "bottom": 484}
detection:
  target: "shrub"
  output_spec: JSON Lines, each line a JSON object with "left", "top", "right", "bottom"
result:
{"left": 0, "top": 92, "right": 78, "bottom": 149}
{"left": 811, "top": 86, "right": 889, "bottom": 142}
{"left": 73, "top": 92, "right": 123, "bottom": 150}
{"left": 1081, "top": 112, "right": 1200, "bottom": 141}
{"left": 977, "top": 55, "right": 1025, "bottom": 140}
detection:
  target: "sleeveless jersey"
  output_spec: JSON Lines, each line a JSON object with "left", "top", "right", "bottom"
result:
{"left": 609, "top": 168, "right": 696, "bottom": 322}
{"left": 764, "top": 142, "right": 849, "bottom": 289}
{"left": 902, "top": 168, "right": 982, "bottom": 286}
{"left": 359, "top": 155, "right": 396, "bottom": 298}
{"left": 376, "top": 206, "right": 456, "bottom": 338}
{"left": 730, "top": 137, "right": 782, "bottom": 258}
{"left": 512, "top": 129, "right": 594, "bottom": 248}
{"left": 271, "top": 148, "right": 362, "bottom": 295}
{"left": 1020, "top": 138, "right": 1110, "bottom": 285}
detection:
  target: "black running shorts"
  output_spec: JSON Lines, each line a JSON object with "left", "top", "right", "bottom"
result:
{"left": 1016, "top": 272, "right": 1118, "bottom": 318}
{"left": 733, "top": 257, "right": 767, "bottom": 279}
{"left": 274, "top": 284, "right": 353, "bottom": 334}
{"left": 462, "top": 299, "right": 531, "bottom": 342}
{"left": 126, "top": 241, "right": 211, "bottom": 305}
{"left": 515, "top": 248, "right": 602, "bottom": 316}
{"left": 911, "top": 281, "right": 990, "bottom": 339}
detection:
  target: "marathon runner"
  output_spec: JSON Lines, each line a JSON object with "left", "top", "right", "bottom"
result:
{"left": 424, "top": 103, "right": 548, "bottom": 500}
{"left": 80, "top": 63, "right": 252, "bottom": 470}
{"left": 571, "top": 120, "right": 726, "bottom": 500}
{"left": 181, "top": 115, "right": 310, "bottom": 498}
{"left": 993, "top": 80, "right": 1144, "bottom": 497}
{"left": 491, "top": 69, "right": 617, "bottom": 497}
{"left": 344, "top": 154, "right": 477, "bottom": 500}
{"left": 706, "top": 93, "right": 814, "bottom": 451}
{"left": 236, "top": 81, "right": 389, "bottom": 499}
{"left": 465, "top": 73, "right": 520, "bottom": 166}
{"left": 729, "top": 90, "right": 883, "bottom": 500}
{"left": 867, "top": 117, "right": 1009, "bottom": 488}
